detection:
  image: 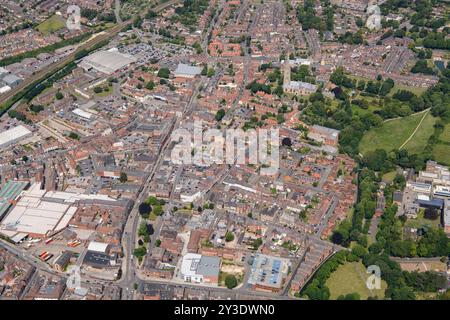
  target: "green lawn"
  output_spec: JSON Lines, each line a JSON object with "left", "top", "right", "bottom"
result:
{"left": 432, "top": 143, "right": 450, "bottom": 166}
{"left": 405, "top": 209, "right": 440, "bottom": 229}
{"left": 37, "top": 15, "right": 66, "bottom": 35}
{"left": 439, "top": 123, "right": 450, "bottom": 143}
{"left": 326, "top": 262, "right": 387, "bottom": 300}
{"left": 382, "top": 171, "right": 397, "bottom": 183}
{"left": 388, "top": 84, "right": 427, "bottom": 97}
{"left": 359, "top": 111, "right": 435, "bottom": 155}
{"left": 402, "top": 112, "right": 437, "bottom": 154}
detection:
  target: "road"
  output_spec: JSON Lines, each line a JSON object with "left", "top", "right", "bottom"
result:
{"left": 118, "top": 80, "right": 203, "bottom": 299}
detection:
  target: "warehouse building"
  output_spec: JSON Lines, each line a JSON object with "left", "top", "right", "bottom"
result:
{"left": 0, "top": 125, "right": 32, "bottom": 149}
{"left": 79, "top": 48, "right": 136, "bottom": 75}
{"left": 0, "top": 181, "right": 29, "bottom": 219}
{"left": 174, "top": 63, "right": 203, "bottom": 78}
{"left": 0, "top": 183, "right": 117, "bottom": 238}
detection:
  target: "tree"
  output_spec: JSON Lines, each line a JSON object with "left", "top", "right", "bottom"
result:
{"left": 145, "top": 81, "right": 155, "bottom": 90}
{"left": 68, "top": 132, "right": 79, "bottom": 140}
{"left": 138, "top": 202, "right": 152, "bottom": 217}
{"left": 225, "top": 274, "right": 238, "bottom": 289}
{"left": 93, "top": 86, "right": 103, "bottom": 93}
{"left": 215, "top": 108, "right": 225, "bottom": 121}
{"left": 225, "top": 231, "right": 234, "bottom": 242}
{"left": 133, "top": 246, "right": 147, "bottom": 262}
{"left": 157, "top": 67, "right": 170, "bottom": 79}
{"left": 55, "top": 91, "right": 63, "bottom": 100}
{"left": 424, "top": 207, "right": 439, "bottom": 220}
{"left": 282, "top": 137, "right": 292, "bottom": 147}
{"left": 119, "top": 172, "right": 128, "bottom": 183}
{"left": 152, "top": 205, "right": 163, "bottom": 216}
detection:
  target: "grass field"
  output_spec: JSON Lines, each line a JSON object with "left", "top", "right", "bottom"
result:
{"left": 389, "top": 84, "right": 427, "bottom": 97}
{"left": 402, "top": 112, "right": 437, "bottom": 154}
{"left": 359, "top": 111, "right": 436, "bottom": 155}
{"left": 326, "top": 262, "right": 387, "bottom": 300}
{"left": 37, "top": 15, "right": 66, "bottom": 35}
{"left": 432, "top": 143, "right": 450, "bottom": 166}
{"left": 439, "top": 123, "right": 450, "bottom": 143}
{"left": 382, "top": 171, "right": 397, "bottom": 183}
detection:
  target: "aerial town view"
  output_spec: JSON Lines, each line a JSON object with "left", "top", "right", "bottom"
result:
{"left": 0, "top": 0, "right": 448, "bottom": 307}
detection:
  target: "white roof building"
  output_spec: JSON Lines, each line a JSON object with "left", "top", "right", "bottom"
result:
{"left": 174, "top": 63, "right": 203, "bottom": 78}
{"left": 79, "top": 48, "right": 136, "bottom": 75}
{"left": 87, "top": 241, "right": 109, "bottom": 253}
{"left": 0, "top": 125, "right": 32, "bottom": 148}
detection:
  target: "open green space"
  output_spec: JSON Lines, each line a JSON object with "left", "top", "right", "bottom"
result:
{"left": 402, "top": 112, "right": 437, "bottom": 154}
{"left": 405, "top": 208, "right": 440, "bottom": 229}
{"left": 359, "top": 111, "right": 436, "bottom": 155}
{"left": 37, "top": 15, "right": 66, "bottom": 35}
{"left": 439, "top": 123, "right": 450, "bottom": 143}
{"left": 432, "top": 143, "right": 450, "bottom": 166}
{"left": 325, "top": 261, "right": 387, "bottom": 300}
{"left": 382, "top": 170, "right": 397, "bottom": 183}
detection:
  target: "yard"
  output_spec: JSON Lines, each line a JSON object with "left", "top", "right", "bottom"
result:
{"left": 359, "top": 111, "right": 436, "bottom": 156}
{"left": 325, "top": 261, "right": 387, "bottom": 300}
{"left": 405, "top": 208, "right": 441, "bottom": 229}
{"left": 36, "top": 15, "right": 66, "bottom": 35}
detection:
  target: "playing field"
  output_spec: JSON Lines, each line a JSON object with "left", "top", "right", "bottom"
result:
{"left": 326, "top": 262, "right": 387, "bottom": 300}
{"left": 37, "top": 15, "right": 66, "bottom": 35}
{"left": 359, "top": 111, "right": 436, "bottom": 155}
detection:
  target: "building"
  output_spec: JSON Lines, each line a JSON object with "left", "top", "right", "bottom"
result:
{"left": 79, "top": 48, "right": 136, "bottom": 75}
{"left": 308, "top": 125, "right": 340, "bottom": 147}
{"left": 0, "top": 125, "right": 32, "bottom": 149}
{"left": 444, "top": 199, "right": 450, "bottom": 236}
{"left": 180, "top": 253, "right": 221, "bottom": 284}
{"left": 1, "top": 74, "right": 22, "bottom": 87}
{"left": 53, "top": 251, "right": 73, "bottom": 272}
{"left": 247, "top": 254, "right": 291, "bottom": 293}
{"left": 0, "top": 183, "right": 116, "bottom": 238}
{"left": 0, "top": 181, "right": 29, "bottom": 219}
{"left": 282, "top": 59, "right": 317, "bottom": 95}
{"left": 174, "top": 63, "right": 203, "bottom": 78}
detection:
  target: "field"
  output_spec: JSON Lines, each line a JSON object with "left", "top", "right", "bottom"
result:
{"left": 401, "top": 111, "right": 437, "bottom": 154}
{"left": 432, "top": 143, "right": 450, "bottom": 166}
{"left": 382, "top": 171, "right": 397, "bottom": 183}
{"left": 37, "top": 15, "right": 66, "bottom": 35}
{"left": 439, "top": 123, "right": 450, "bottom": 143}
{"left": 325, "top": 261, "right": 387, "bottom": 300}
{"left": 359, "top": 111, "right": 436, "bottom": 155}
{"left": 389, "top": 84, "right": 427, "bottom": 97}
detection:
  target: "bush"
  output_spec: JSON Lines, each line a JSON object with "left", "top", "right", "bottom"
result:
{"left": 225, "top": 231, "right": 234, "bottom": 242}
{"left": 225, "top": 274, "right": 238, "bottom": 289}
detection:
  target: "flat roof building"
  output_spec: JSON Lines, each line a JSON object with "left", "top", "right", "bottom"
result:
{"left": 180, "top": 253, "right": 221, "bottom": 284}
{"left": 0, "top": 181, "right": 29, "bottom": 219}
{"left": 174, "top": 63, "right": 203, "bottom": 78}
{"left": 0, "top": 125, "right": 32, "bottom": 149}
{"left": 79, "top": 48, "right": 136, "bottom": 75}
{"left": 247, "top": 254, "right": 291, "bottom": 293}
